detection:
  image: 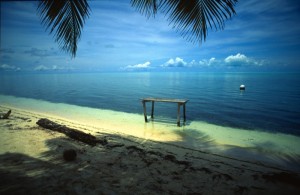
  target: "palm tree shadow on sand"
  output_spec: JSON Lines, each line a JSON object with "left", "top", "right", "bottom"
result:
{"left": 164, "top": 125, "right": 300, "bottom": 173}
{"left": 1, "top": 130, "right": 300, "bottom": 194}
{"left": 146, "top": 116, "right": 192, "bottom": 126}
{"left": 0, "top": 152, "right": 62, "bottom": 194}
{"left": 169, "top": 128, "right": 215, "bottom": 149}
{"left": 0, "top": 136, "right": 118, "bottom": 194}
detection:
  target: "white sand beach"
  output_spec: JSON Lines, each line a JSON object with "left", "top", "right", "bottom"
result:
{"left": 1, "top": 96, "right": 300, "bottom": 194}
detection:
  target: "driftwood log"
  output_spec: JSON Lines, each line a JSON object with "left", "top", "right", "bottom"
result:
{"left": 0, "top": 110, "right": 11, "bottom": 119}
{"left": 36, "top": 118, "right": 107, "bottom": 146}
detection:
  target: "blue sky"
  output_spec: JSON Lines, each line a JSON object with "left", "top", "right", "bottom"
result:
{"left": 1, "top": 0, "right": 300, "bottom": 72}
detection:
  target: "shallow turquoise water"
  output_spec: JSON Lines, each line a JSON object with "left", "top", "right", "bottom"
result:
{"left": 1, "top": 94, "right": 300, "bottom": 172}
{"left": 1, "top": 72, "right": 300, "bottom": 135}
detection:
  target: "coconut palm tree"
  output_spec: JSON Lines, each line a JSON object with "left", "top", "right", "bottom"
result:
{"left": 37, "top": 0, "right": 237, "bottom": 58}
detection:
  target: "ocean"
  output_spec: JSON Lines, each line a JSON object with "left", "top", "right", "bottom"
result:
{"left": 1, "top": 71, "right": 300, "bottom": 170}
{"left": 1, "top": 72, "right": 299, "bottom": 136}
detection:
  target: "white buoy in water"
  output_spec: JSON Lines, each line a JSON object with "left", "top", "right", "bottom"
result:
{"left": 240, "top": 84, "right": 245, "bottom": 90}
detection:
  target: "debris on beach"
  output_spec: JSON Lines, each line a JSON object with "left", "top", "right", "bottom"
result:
{"left": 36, "top": 118, "right": 107, "bottom": 146}
{"left": 0, "top": 109, "right": 11, "bottom": 119}
{"left": 1, "top": 108, "right": 300, "bottom": 194}
{"left": 63, "top": 149, "right": 77, "bottom": 161}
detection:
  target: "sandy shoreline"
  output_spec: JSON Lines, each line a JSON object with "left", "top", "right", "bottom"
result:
{"left": 1, "top": 105, "right": 300, "bottom": 194}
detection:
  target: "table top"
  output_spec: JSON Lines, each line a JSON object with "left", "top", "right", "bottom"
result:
{"left": 141, "top": 97, "right": 189, "bottom": 104}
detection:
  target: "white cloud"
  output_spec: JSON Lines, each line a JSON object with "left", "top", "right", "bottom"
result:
{"left": 224, "top": 53, "right": 264, "bottom": 66}
{"left": 34, "top": 65, "right": 74, "bottom": 71}
{"left": 0, "top": 64, "right": 20, "bottom": 71}
{"left": 52, "top": 65, "right": 70, "bottom": 70}
{"left": 161, "top": 57, "right": 187, "bottom": 67}
{"left": 34, "top": 65, "right": 49, "bottom": 71}
{"left": 198, "top": 57, "right": 219, "bottom": 67}
{"left": 167, "top": 53, "right": 265, "bottom": 69}
{"left": 1, "top": 64, "right": 15, "bottom": 70}
{"left": 225, "top": 53, "right": 249, "bottom": 65}
{"left": 189, "top": 60, "right": 198, "bottom": 67}
{"left": 208, "top": 57, "right": 217, "bottom": 66}
{"left": 122, "top": 61, "right": 151, "bottom": 71}
{"left": 52, "top": 65, "right": 59, "bottom": 70}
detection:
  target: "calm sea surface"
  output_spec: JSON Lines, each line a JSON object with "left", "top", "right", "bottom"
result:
{"left": 1, "top": 72, "right": 300, "bottom": 136}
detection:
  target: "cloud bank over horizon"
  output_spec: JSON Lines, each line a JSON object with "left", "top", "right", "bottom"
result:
{"left": 161, "top": 57, "right": 188, "bottom": 68}
{"left": 121, "top": 53, "right": 267, "bottom": 71}
{"left": 224, "top": 53, "right": 264, "bottom": 67}
{"left": 122, "top": 61, "right": 151, "bottom": 71}
{"left": 0, "top": 64, "right": 21, "bottom": 71}
{"left": 0, "top": 53, "right": 273, "bottom": 72}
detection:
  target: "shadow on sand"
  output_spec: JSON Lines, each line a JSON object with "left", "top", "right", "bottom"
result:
{"left": 1, "top": 121, "right": 300, "bottom": 194}
{"left": 170, "top": 126, "right": 300, "bottom": 173}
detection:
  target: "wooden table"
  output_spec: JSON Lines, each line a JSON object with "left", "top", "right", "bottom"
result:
{"left": 141, "top": 98, "right": 189, "bottom": 126}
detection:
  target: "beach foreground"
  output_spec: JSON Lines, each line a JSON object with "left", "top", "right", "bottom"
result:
{"left": 1, "top": 106, "right": 300, "bottom": 195}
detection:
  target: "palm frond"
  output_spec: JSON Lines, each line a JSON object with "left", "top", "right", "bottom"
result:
{"left": 37, "top": 0, "right": 90, "bottom": 58}
{"left": 131, "top": 0, "right": 160, "bottom": 18}
{"left": 131, "top": 0, "right": 237, "bottom": 44}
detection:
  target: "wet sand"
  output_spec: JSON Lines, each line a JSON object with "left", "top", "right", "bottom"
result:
{"left": 1, "top": 94, "right": 300, "bottom": 171}
{"left": 1, "top": 105, "right": 300, "bottom": 194}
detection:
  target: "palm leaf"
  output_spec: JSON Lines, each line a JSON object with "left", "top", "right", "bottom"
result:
{"left": 131, "top": 0, "right": 237, "bottom": 44}
{"left": 37, "top": 0, "right": 90, "bottom": 58}
{"left": 131, "top": 0, "right": 160, "bottom": 18}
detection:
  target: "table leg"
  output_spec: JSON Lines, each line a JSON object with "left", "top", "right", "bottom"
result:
{"left": 183, "top": 103, "right": 186, "bottom": 122}
{"left": 177, "top": 103, "right": 181, "bottom": 126}
{"left": 151, "top": 101, "right": 154, "bottom": 119}
{"left": 142, "top": 101, "right": 148, "bottom": 122}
